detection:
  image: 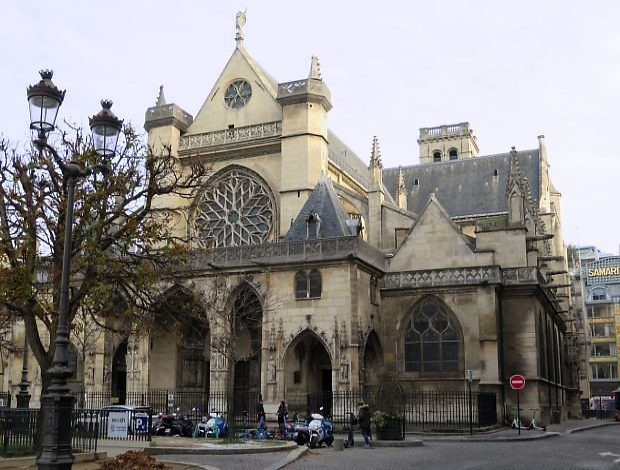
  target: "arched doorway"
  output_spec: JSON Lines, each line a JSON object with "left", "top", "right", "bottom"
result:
{"left": 284, "top": 330, "right": 333, "bottom": 416}
{"left": 362, "top": 330, "right": 384, "bottom": 394}
{"left": 111, "top": 338, "right": 127, "bottom": 404}
{"left": 150, "top": 286, "right": 210, "bottom": 394}
{"left": 230, "top": 284, "right": 262, "bottom": 415}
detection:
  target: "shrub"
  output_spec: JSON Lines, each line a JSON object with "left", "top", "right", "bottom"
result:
{"left": 98, "top": 450, "right": 169, "bottom": 470}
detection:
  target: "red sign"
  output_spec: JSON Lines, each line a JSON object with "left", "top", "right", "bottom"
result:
{"left": 510, "top": 374, "right": 526, "bottom": 390}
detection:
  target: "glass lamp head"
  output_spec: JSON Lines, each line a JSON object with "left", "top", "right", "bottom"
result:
{"left": 89, "top": 100, "right": 123, "bottom": 158}
{"left": 26, "top": 70, "right": 66, "bottom": 133}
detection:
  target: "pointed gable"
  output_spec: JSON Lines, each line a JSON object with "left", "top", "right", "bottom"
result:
{"left": 188, "top": 45, "right": 282, "bottom": 134}
{"left": 284, "top": 176, "right": 357, "bottom": 241}
{"left": 389, "top": 194, "right": 493, "bottom": 271}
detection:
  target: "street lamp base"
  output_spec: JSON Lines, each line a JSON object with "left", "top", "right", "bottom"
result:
{"left": 36, "top": 393, "right": 75, "bottom": 470}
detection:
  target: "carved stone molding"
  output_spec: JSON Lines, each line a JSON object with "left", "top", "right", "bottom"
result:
{"left": 383, "top": 266, "right": 501, "bottom": 289}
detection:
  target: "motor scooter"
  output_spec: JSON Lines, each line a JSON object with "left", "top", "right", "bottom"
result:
{"left": 203, "top": 410, "right": 228, "bottom": 438}
{"left": 307, "top": 407, "right": 333, "bottom": 448}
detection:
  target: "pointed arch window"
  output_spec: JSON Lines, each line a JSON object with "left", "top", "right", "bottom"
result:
{"left": 433, "top": 151, "right": 442, "bottom": 162}
{"left": 404, "top": 297, "right": 461, "bottom": 376}
{"left": 295, "top": 269, "right": 322, "bottom": 299}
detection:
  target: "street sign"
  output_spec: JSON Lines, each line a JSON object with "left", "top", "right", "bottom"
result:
{"left": 107, "top": 411, "right": 128, "bottom": 438}
{"left": 135, "top": 412, "right": 148, "bottom": 433}
{"left": 510, "top": 374, "right": 525, "bottom": 390}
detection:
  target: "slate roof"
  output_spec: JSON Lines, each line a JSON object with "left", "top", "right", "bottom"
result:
{"left": 284, "top": 176, "right": 356, "bottom": 241}
{"left": 382, "top": 149, "right": 540, "bottom": 218}
{"left": 327, "top": 131, "right": 370, "bottom": 187}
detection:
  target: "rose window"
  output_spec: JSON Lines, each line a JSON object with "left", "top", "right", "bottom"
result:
{"left": 193, "top": 167, "right": 275, "bottom": 248}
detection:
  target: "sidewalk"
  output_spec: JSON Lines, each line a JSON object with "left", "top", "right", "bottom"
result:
{"left": 412, "top": 418, "right": 619, "bottom": 442}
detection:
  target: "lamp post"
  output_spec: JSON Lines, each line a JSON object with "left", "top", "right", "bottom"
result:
{"left": 16, "top": 334, "right": 30, "bottom": 409}
{"left": 27, "top": 70, "right": 123, "bottom": 470}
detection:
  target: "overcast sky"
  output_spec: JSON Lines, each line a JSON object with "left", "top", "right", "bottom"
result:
{"left": 1, "top": 1, "right": 618, "bottom": 254}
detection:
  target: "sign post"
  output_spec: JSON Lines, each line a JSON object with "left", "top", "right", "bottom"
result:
{"left": 510, "top": 374, "right": 526, "bottom": 435}
{"left": 467, "top": 369, "right": 473, "bottom": 435}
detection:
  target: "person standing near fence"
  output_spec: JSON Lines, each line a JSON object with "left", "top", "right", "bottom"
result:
{"left": 357, "top": 400, "right": 371, "bottom": 448}
{"left": 257, "top": 394, "right": 266, "bottom": 425}
{"left": 277, "top": 400, "right": 288, "bottom": 436}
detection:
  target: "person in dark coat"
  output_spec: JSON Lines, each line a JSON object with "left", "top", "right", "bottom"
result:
{"left": 357, "top": 400, "right": 371, "bottom": 448}
{"left": 277, "top": 400, "right": 288, "bottom": 436}
{"left": 256, "top": 394, "right": 266, "bottom": 426}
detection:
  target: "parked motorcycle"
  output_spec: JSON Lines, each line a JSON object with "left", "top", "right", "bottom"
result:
{"left": 292, "top": 413, "right": 311, "bottom": 445}
{"left": 201, "top": 410, "right": 228, "bottom": 438}
{"left": 307, "top": 407, "right": 333, "bottom": 448}
{"left": 152, "top": 410, "right": 193, "bottom": 437}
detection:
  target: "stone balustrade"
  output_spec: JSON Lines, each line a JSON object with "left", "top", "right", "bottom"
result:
{"left": 178, "top": 121, "right": 281, "bottom": 151}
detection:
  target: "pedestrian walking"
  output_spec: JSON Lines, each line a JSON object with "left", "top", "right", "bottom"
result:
{"left": 277, "top": 400, "right": 288, "bottom": 436}
{"left": 357, "top": 400, "right": 371, "bottom": 448}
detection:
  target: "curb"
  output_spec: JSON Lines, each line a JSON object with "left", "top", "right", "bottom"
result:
{"left": 0, "top": 451, "right": 107, "bottom": 469}
{"left": 265, "top": 446, "right": 309, "bottom": 470}
{"left": 145, "top": 441, "right": 298, "bottom": 456}
{"left": 562, "top": 421, "right": 620, "bottom": 435}
{"left": 420, "top": 432, "right": 560, "bottom": 443}
{"left": 153, "top": 459, "right": 221, "bottom": 470}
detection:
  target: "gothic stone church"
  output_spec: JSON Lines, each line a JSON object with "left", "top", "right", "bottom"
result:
{"left": 6, "top": 19, "right": 579, "bottom": 424}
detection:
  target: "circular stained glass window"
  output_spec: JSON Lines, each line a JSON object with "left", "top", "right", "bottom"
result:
{"left": 193, "top": 167, "right": 274, "bottom": 248}
{"left": 224, "top": 80, "right": 252, "bottom": 109}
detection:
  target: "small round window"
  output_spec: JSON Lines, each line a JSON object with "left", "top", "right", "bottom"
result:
{"left": 224, "top": 80, "right": 252, "bottom": 109}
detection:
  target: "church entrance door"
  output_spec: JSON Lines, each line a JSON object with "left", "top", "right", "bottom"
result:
{"left": 284, "top": 330, "right": 332, "bottom": 416}
{"left": 111, "top": 338, "right": 128, "bottom": 404}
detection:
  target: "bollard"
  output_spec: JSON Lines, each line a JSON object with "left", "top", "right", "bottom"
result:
{"left": 333, "top": 438, "right": 344, "bottom": 451}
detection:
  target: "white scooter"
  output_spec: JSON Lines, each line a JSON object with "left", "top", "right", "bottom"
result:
{"left": 307, "top": 407, "right": 333, "bottom": 449}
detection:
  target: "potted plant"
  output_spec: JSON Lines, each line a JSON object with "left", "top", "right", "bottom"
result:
{"left": 371, "top": 410, "right": 404, "bottom": 440}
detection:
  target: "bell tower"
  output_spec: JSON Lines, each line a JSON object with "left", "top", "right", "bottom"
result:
{"left": 418, "top": 122, "right": 478, "bottom": 164}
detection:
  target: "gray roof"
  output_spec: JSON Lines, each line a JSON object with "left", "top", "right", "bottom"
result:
{"left": 383, "top": 150, "right": 540, "bottom": 218}
{"left": 328, "top": 130, "right": 369, "bottom": 187}
{"left": 284, "top": 177, "right": 356, "bottom": 241}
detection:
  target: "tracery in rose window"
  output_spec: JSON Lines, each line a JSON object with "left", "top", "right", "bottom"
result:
{"left": 193, "top": 167, "right": 275, "bottom": 248}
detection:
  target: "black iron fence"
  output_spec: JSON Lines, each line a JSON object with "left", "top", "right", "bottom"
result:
{"left": 68, "top": 388, "right": 497, "bottom": 433}
{"left": 0, "top": 408, "right": 100, "bottom": 457}
{"left": 285, "top": 390, "right": 497, "bottom": 432}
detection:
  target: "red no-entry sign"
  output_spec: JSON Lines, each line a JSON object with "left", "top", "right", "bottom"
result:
{"left": 510, "top": 374, "right": 526, "bottom": 390}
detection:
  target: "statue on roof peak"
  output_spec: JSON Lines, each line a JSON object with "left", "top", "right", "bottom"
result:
{"left": 236, "top": 10, "right": 247, "bottom": 45}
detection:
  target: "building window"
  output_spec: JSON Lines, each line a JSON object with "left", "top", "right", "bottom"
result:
{"left": 432, "top": 151, "right": 442, "bottom": 162}
{"left": 591, "top": 323, "right": 614, "bottom": 337}
{"left": 295, "top": 269, "right": 322, "bottom": 299}
{"left": 67, "top": 343, "right": 78, "bottom": 380}
{"left": 449, "top": 148, "right": 458, "bottom": 160}
{"left": 590, "top": 363, "right": 618, "bottom": 380}
{"left": 404, "top": 297, "right": 461, "bottom": 376}
{"left": 591, "top": 342, "right": 617, "bottom": 357}
{"left": 591, "top": 287, "right": 607, "bottom": 301}
{"left": 587, "top": 304, "right": 613, "bottom": 318}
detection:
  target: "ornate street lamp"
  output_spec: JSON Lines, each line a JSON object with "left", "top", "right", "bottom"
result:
{"left": 16, "top": 334, "right": 30, "bottom": 409}
{"left": 27, "top": 70, "right": 122, "bottom": 470}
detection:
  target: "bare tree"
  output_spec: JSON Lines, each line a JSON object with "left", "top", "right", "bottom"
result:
{"left": 0, "top": 126, "right": 210, "bottom": 391}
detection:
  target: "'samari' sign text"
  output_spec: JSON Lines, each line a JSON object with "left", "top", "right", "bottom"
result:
{"left": 588, "top": 266, "right": 620, "bottom": 277}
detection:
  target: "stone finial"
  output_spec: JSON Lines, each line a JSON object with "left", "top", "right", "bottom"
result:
{"left": 397, "top": 166, "right": 406, "bottom": 194}
{"left": 397, "top": 166, "right": 407, "bottom": 210}
{"left": 155, "top": 85, "right": 166, "bottom": 106}
{"left": 235, "top": 10, "right": 247, "bottom": 45}
{"left": 369, "top": 136, "right": 383, "bottom": 169}
{"left": 309, "top": 56, "right": 322, "bottom": 80}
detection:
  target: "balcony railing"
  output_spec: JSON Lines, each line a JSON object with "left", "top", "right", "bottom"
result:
{"left": 178, "top": 121, "right": 281, "bottom": 152}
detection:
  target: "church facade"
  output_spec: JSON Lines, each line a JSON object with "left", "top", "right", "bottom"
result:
{"left": 3, "top": 16, "right": 581, "bottom": 424}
